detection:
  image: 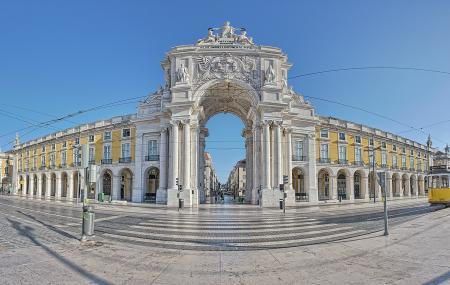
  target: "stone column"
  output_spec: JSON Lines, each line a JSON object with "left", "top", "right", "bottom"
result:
{"left": 46, "top": 175, "right": 52, "bottom": 199}
{"left": 405, "top": 177, "right": 411, "bottom": 197}
{"left": 330, "top": 175, "right": 337, "bottom": 200}
{"left": 348, "top": 175, "right": 354, "bottom": 201}
{"left": 167, "top": 121, "right": 179, "bottom": 207}
{"left": 198, "top": 129, "right": 206, "bottom": 203}
{"left": 252, "top": 124, "right": 259, "bottom": 205}
{"left": 362, "top": 174, "right": 369, "bottom": 200}
{"left": 182, "top": 120, "right": 191, "bottom": 206}
{"left": 37, "top": 175, "right": 42, "bottom": 198}
{"left": 287, "top": 129, "right": 293, "bottom": 189}
{"left": 307, "top": 134, "right": 318, "bottom": 202}
{"left": 386, "top": 177, "right": 393, "bottom": 199}
{"left": 68, "top": 174, "right": 74, "bottom": 201}
{"left": 112, "top": 174, "right": 121, "bottom": 200}
{"left": 156, "top": 127, "right": 168, "bottom": 203}
{"left": 397, "top": 178, "right": 403, "bottom": 197}
{"left": 263, "top": 121, "right": 271, "bottom": 189}
{"left": 413, "top": 178, "right": 418, "bottom": 197}
{"left": 274, "top": 122, "right": 283, "bottom": 189}
{"left": 191, "top": 123, "right": 199, "bottom": 206}
{"left": 55, "top": 172, "right": 62, "bottom": 200}
{"left": 24, "top": 176, "right": 29, "bottom": 197}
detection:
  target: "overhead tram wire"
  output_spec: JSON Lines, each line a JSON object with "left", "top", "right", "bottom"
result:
{"left": 3, "top": 65, "right": 450, "bottom": 148}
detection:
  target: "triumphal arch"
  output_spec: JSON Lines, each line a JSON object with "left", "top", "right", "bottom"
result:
{"left": 135, "top": 22, "right": 318, "bottom": 207}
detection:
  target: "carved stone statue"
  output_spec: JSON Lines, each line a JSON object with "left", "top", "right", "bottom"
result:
{"left": 198, "top": 28, "right": 216, "bottom": 44}
{"left": 265, "top": 64, "right": 275, "bottom": 84}
{"left": 221, "top": 21, "right": 234, "bottom": 38}
{"left": 176, "top": 63, "right": 189, "bottom": 84}
{"left": 237, "top": 30, "right": 253, "bottom": 45}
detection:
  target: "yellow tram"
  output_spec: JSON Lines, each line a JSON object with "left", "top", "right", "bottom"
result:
{"left": 427, "top": 170, "right": 450, "bottom": 206}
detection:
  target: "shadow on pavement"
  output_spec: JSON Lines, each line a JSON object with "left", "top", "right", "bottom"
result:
{"left": 423, "top": 271, "right": 450, "bottom": 285}
{"left": 18, "top": 210, "right": 79, "bottom": 240}
{"left": 6, "top": 217, "right": 112, "bottom": 285}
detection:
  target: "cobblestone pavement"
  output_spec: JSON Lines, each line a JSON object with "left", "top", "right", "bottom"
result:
{"left": 0, "top": 195, "right": 442, "bottom": 251}
{"left": 0, "top": 196, "right": 448, "bottom": 285}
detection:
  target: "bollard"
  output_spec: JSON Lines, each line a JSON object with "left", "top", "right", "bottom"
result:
{"left": 81, "top": 205, "right": 95, "bottom": 241}
{"left": 279, "top": 199, "right": 284, "bottom": 210}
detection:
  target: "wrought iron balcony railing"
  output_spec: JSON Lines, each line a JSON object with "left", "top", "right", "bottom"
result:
{"left": 101, "top": 159, "right": 112, "bottom": 165}
{"left": 119, "top": 157, "right": 132, "bottom": 163}
{"left": 317, "top": 158, "right": 331, "bottom": 163}
{"left": 292, "top": 155, "right": 306, "bottom": 161}
{"left": 353, "top": 161, "right": 364, "bottom": 166}
{"left": 145, "top": 155, "right": 160, "bottom": 161}
{"left": 336, "top": 159, "right": 348, "bottom": 165}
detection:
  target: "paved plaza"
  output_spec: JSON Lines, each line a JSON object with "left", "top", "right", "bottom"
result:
{"left": 0, "top": 195, "right": 449, "bottom": 284}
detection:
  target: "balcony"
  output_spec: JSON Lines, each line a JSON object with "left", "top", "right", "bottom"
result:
{"left": 317, "top": 158, "right": 331, "bottom": 164}
{"left": 59, "top": 163, "right": 66, "bottom": 168}
{"left": 292, "top": 155, "right": 306, "bottom": 161}
{"left": 336, "top": 159, "right": 348, "bottom": 165}
{"left": 145, "top": 155, "right": 160, "bottom": 161}
{"left": 353, "top": 161, "right": 364, "bottom": 166}
{"left": 31, "top": 167, "right": 36, "bottom": 171}
{"left": 401, "top": 167, "right": 408, "bottom": 171}
{"left": 380, "top": 164, "right": 388, "bottom": 169}
{"left": 49, "top": 164, "right": 56, "bottom": 169}
{"left": 295, "top": 192, "right": 309, "bottom": 202}
{"left": 71, "top": 161, "right": 81, "bottom": 167}
{"left": 409, "top": 168, "right": 415, "bottom": 172}
{"left": 391, "top": 165, "right": 399, "bottom": 170}
{"left": 39, "top": 166, "right": 46, "bottom": 170}
{"left": 88, "top": 160, "right": 96, "bottom": 165}
{"left": 119, "top": 157, "right": 132, "bottom": 163}
{"left": 101, "top": 159, "right": 112, "bottom": 165}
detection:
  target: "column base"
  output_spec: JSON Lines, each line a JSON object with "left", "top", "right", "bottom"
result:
{"left": 156, "top": 188, "right": 167, "bottom": 204}
{"left": 260, "top": 188, "right": 284, "bottom": 208}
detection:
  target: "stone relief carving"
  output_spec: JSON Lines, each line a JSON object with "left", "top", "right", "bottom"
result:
{"left": 194, "top": 53, "right": 260, "bottom": 89}
{"left": 176, "top": 63, "right": 190, "bottom": 84}
{"left": 264, "top": 64, "right": 276, "bottom": 85}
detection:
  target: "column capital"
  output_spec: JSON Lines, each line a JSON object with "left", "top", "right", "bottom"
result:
{"left": 273, "top": 120, "right": 283, "bottom": 127}
{"left": 160, "top": 126, "right": 169, "bottom": 134}
{"left": 170, "top": 120, "right": 180, "bottom": 127}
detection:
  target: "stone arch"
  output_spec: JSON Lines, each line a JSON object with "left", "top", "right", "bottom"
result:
{"left": 353, "top": 169, "right": 366, "bottom": 199}
{"left": 60, "top": 172, "right": 68, "bottom": 198}
{"left": 41, "top": 174, "right": 47, "bottom": 197}
{"left": 292, "top": 167, "right": 307, "bottom": 201}
{"left": 401, "top": 173, "right": 410, "bottom": 197}
{"left": 392, "top": 173, "right": 401, "bottom": 197}
{"left": 418, "top": 175, "right": 425, "bottom": 196}
{"left": 144, "top": 167, "right": 159, "bottom": 203}
{"left": 317, "top": 168, "right": 332, "bottom": 201}
{"left": 119, "top": 168, "right": 133, "bottom": 201}
{"left": 101, "top": 169, "right": 113, "bottom": 200}
{"left": 410, "top": 174, "right": 417, "bottom": 196}
{"left": 195, "top": 80, "right": 258, "bottom": 128}
{"left": 50, "top": 173, "right": 57, "bottom": 197}
{"left": 336, "top": 169, "right": 351, "bottom": 200}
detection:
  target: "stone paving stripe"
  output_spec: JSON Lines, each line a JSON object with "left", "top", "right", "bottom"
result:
{"left": 135, "top": 218, "right": 317, "bottom": 227}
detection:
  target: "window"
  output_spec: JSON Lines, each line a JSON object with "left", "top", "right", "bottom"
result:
{"left": 338, "top": 145, "right": 347, "bottom": 160}
{"left": 52, "top": 143, "right": 56, "bottom": 150}
{"left": 381, "top": 151, "right": 387, "bottom": 166}
{"left": 410, "top": 157, "right": 414, "bottom": 169}
{"left": 355, "top": 135, "right": 361, "bottom": 144}
{"left": 401, "top": 155, "right": 406, "bottom": 168}
{"left": 62, "top": 141, "right": 67, "bottom": 148}
{"left": 320, "top": 144, "right": 328, "bottom": 159}
{"left": 103, "top": 145, "right": 111, "bottom": 159}
{"left": 294, "top": 140, "right": 304, "bottom": 158}
{"left": 392, "top": 155, "right": 397, "bottom": 167}
{"left": 61, "top": 151, "right": 67, "bottom": 165}
{"left": 417, "top": 160, "right": 422, "bottom": 171}
{"left": 33, "top": 157, "right": 37, "bottom": 168}
{"left": 369, "top": 152, "right": 374, "bottom": 166}
{"left": 41, "top": 155, "right": 46, "bottom": 166}
{"left": 104, "top": 131, "right": 112, "bottom": 141}
{"left": 50, "top": 153, "right": 55, "bottom": 167}
{"left": 122, "top": 128, "right": 131, "bottom": 138}
{"left": 393, "top": 144, "right": 397, "bottom": 151}
{"left": 73, "top": 148, "right": 80, "bottom": 164}
{"left": 89, "top": 135, "right": 95, "bottom": 143}
{"left": 88, "top": 147, "right": 95, "bottom": 162}
{"left": 74, "top": 137, "right": 80, "bottom": 145}
{"left": 33, "top": 149, "right": 37, "bottom": 155}
{"left": 418, "top": 152, "right": 421, "bottom": 158}
{"left": 355, "top": 147, "right": 362, "bottom": 162}
{"left": 402, "top": 146, "right": 406, "bottom": 153}
{"left": 42, "top": 146, "right": 46, "bottom": 152}
{"left": 121, "top": 143, "right": 131, "bottom": 158}
{"left": 410, "top": 149, "right": 414, "bottom": 156}
{"left": 381, "top": 142, "right": 386, "bottom": 149}
{"left": 369, "top": 138, "right": 374, "bottom": 146}
{"left": 339, "top": 132, "right": 346, "bottom": 141}
{"left": 148, "top": 140, "right": 158, "bottom": 155}
{"left": 320, "top": 129, "right": 328, "bottom": 138}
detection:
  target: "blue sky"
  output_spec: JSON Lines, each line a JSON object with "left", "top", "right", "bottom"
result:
{"left": 1, "top": 0, "right": 449, "bottom": 182}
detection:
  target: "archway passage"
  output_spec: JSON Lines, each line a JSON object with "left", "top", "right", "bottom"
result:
{"left": 293, "top": 167, "right": 307, "bottom": 201}
{"left": 144, "top": 167, "right": 159, "bottom": 203}
{"left": 392, "top": 173, "right": 401, "bottom": 197}
{"left": 354, "top": 170, "right": 363, "bottom": 199}
{"left": 120, "top": 168, "right": 133, "bottom": 201}
{"left": 102, "top": 171, "right": 112, "bottom": 200}
{"left": 73, "top": 172, "right": 80, "bottom": 199}
{"left": 33, "top": 175, "right": 38, "bottom": 196}
{"left": 318, "top": 169, "right": 331, "bottom": 201}
{"left": 41, "top": 174, "right": 47, "bottom": 197}
{"left": 197, "top": 81, "right": 256, "bottom": 205}
{"left": 61, "top": 172, "right": 68, "bottom": 198}
{"left": 50, "top": 173, "right": 56, "bottom": 198}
